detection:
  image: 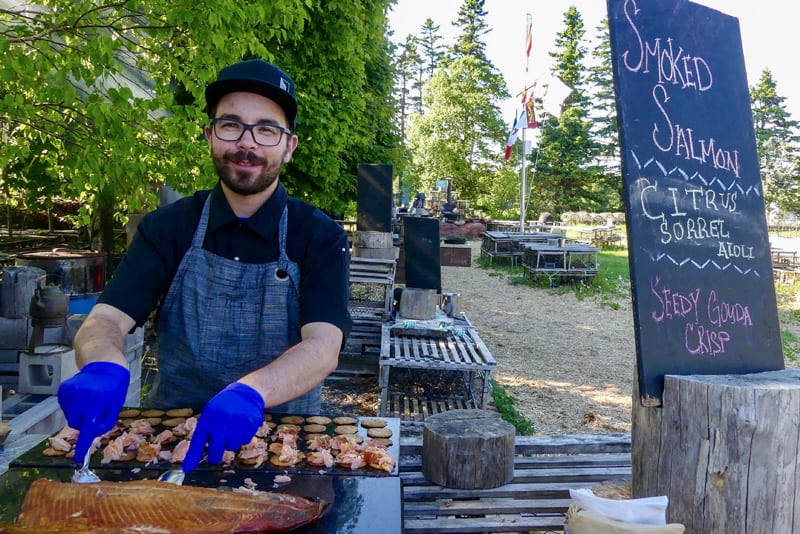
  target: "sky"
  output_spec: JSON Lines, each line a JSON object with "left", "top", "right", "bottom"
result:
{"left": 387, "top": 0, "right": 797, "bottom": 127}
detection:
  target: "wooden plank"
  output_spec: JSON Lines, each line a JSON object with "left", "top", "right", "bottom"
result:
{"left": 401, "top": 465, "right": 631, "bottom": 486}
{"left": 404, "top": 497, "right": 571, "bottom": 516}
{"left": 400, "top": 433, "right": 632, "bottom": 455}
{"left": 402, "top": 480, "right": 594, "bottom": 500}
{"left": 403, "top": 515, "right": 566, "bottom": 533}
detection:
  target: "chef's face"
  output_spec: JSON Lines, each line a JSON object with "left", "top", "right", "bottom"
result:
{"left": 205, "top": 92, "right": 298, "bottom": 197}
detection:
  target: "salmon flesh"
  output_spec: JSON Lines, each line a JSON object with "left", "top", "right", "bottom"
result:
{"left": 0, "top": 478, "right": 327, "bottom": 533}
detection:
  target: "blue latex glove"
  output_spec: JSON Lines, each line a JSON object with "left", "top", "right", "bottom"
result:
{"left": 183, "top": 382, "right": 265, "bottom": 473}
{"left": 57, "top": 361, "right": 130, "bottom": 463}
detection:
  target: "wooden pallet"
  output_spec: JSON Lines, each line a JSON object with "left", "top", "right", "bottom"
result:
{"left": 399, "top": 433, "right": 633, "bottom": 533}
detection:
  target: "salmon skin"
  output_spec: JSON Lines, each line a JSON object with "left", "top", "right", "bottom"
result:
{"left": 0, "top": 478, "right": 327, "bottom": 533}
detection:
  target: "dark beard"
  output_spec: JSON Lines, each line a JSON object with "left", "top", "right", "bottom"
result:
{"left": 213, "top": 150, "right": 284, "bottom": 196}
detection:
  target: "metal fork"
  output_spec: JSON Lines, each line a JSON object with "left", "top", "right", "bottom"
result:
{"left": 72, "top": 448, "right": 100, "bottom": 483}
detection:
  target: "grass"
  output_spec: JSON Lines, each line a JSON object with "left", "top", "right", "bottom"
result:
{"left": 491, "top": 379, "right": 536, "bottom": 435}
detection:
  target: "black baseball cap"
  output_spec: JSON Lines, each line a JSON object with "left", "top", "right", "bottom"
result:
{"left": 205, "top": 59, "right": 297, "bottom": 129}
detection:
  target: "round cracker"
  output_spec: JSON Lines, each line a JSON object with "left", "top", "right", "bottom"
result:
{"left": 304, "top": 433, "right": 327, "bottom": 442}
{"left": 120, "top": 418, "right": 137, "bottom": 427}
{"left": 276, "top": 423, "right": 301, "bottom": 433}
{"left": 280, "top": 415, "right": 305, "bottom": 425}
{"left": 119, "top": 450, "right": 137, "bottom": 462}
{"left": 165, "top": 408, "right": 193, "bottom": 418}
{"left": 42, "top": 446, "right": 66, "bottom": 457}
{"left": 360, "top": 418, "right": 387, "bottom": 428}
{"left": 238, "top": 455, "right": 262, "bottom": 466}
{"left": 303, "top": 424, "right": 327, "bottom": 434}
{"left": 161, "top": 417, "right": 186, "bottom": 428}
{"left": 146, "top": 417, "right": 162, "bottom": 426}
{"left": 305, "top": 416, "right": 332, "bottom": 426}
{"left": 332, "top": 416, "right": 357, "bottom": 425}
{"left": 333, "top": 425, "right": 358, "bottom": 435}
{"left": 140, "top": 409, "right": 165, "bottom": 418}
{"left": 367, "top": 427, "right": 393, "bottom": 438}
{"left": 367, "top": 437, "right": 393, "bottom": 448}
{"left": 118, "top": 408, "right": 141, "bottom": 419}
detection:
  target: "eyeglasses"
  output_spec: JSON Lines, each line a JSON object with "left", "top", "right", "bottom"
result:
{"left": 210, "top": 118, "right": 292, "bottom": 146}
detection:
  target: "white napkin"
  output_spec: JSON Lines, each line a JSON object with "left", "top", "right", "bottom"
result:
{"left": 569, "top": 488, "right": 668, "bottom": 525}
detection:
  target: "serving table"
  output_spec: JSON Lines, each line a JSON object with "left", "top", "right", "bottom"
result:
{"left": 0, "top": 466, "right": 401, "bottom": 533}
{"left": 0, "top": 414, "right": 404, "bottom": 533}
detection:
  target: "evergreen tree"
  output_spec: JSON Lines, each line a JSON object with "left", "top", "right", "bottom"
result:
{"left": 418, "top": 18, "right": 446, "bottom": 79}
{"left": 396, "top": 35, "right": 424, "bottom": 138}
{"left": 447, "top": 0, "right": 490, "bottom": 63}
{"left": 586, "top": 16, "right": 623, "bottom": 211}
{"left": 750, "top": 69, "right": 800, "bottom": 216}
{"left": 530, "top": 6, "right": 603, "bottom": 216}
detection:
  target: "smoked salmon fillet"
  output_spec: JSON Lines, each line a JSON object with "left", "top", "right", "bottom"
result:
{"left": 0, "top": 478, "right": 327, "bottom": 533}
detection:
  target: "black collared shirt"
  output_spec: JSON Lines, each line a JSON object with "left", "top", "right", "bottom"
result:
{"left": 100, "top": 182, "right": 352, "bottom": 337}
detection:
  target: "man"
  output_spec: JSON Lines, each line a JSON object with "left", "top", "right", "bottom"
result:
{"left": 57, "top": 59, "right": 352, "bottom": 473}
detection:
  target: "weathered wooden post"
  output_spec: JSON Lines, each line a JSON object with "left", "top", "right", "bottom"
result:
{"left": 608, "top": 0, "right": 788, "bottom": 531}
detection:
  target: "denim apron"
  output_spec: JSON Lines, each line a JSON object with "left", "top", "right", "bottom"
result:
{"left": 148, "top": 192, "right": 321, "bottom": 413}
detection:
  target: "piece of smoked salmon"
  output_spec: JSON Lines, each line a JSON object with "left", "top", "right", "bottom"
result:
{"left": 0, "top": 478, "right": 327, "bottom": 533}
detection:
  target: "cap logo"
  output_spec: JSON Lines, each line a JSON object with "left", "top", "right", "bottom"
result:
{"left": 279, "top": 78, "right": 290, "bottom": 92}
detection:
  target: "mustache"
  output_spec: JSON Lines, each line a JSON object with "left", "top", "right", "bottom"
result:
{"left": 224, "top": 151, "right": 267, "bottom": 165}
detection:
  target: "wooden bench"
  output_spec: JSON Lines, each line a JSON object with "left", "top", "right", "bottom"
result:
{"left": 399, "top": 433, "right": 633, "bottom": 533}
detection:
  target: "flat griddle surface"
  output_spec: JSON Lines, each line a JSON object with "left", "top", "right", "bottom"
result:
{"left": 11, "top": 412, "right": 400, "bottom": 477}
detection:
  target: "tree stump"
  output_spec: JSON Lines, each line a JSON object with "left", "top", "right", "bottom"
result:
{"left": 398, "top": 288, "right": 438, "bottom": 320}
{"left": 422, "top": 409, "right": 515, "bottom": 489}
{"left": 648, "top": 370, "right": 800, "bottom": 532}
{"left": 352, "top": 231, "right": 396, "bottom": 260}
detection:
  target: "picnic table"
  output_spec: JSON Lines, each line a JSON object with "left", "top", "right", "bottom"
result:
{"left": 480, "top": 231, "right": 565, "bottom": 266}
{"left": 521, "top": 242, "right": 599, "bottom": 281}
{"left": 771, "top": 246, "right": 800, "bottom": 284}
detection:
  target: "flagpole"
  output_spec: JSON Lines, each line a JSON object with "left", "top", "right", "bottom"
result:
{"left": 520, "top": 130, "right": 526, "bottom": 232}
{"left": 519, "top": 13, "right": 532, "bottom": 233}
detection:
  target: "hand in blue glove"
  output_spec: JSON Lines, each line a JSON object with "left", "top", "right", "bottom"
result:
{"left": 183, "top": 382, "right": 265, "bottom": 473}
{"left": 57, "top": 361, "right": 130, "bottom": 464}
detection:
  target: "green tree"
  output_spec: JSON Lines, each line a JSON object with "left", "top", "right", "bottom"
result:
{"left": 586, "top": 16, "right": 623, "bottom": 211}
{"left": 418, "top": 18, "right": 445, "bottom": 80}
{"left": 529, "top": 6, "right": 603, "bottom": 216}
{"left": 396, "top": 34, "right": 423, "bottom": 136}
{"left": 750, "top": 68, "right": 800, "bottom": 217}
{"left": 405, "top": 0, "right": 508, "bottom": 207}
{"left": 1, "top": 0, "right": 398, "bottom": 250}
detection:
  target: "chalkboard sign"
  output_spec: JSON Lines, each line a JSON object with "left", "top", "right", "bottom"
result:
{"left": 357, "top": 164, "right": 393, "bottom": 232}
{"left": 403, "top": 216, "right": 441, "bottom": 292}
{"left": 607, "top": 0, "right": 784, "bottom": 404}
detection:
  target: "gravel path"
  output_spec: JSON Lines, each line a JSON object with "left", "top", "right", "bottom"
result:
{"left": 441, "top": 240, "right": 635, "bottom": 435}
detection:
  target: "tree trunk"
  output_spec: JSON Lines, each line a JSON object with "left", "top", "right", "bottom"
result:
{"left": 642, "top": 370, "right": 800, "bottom": 533}
{"left": 96, "top": 189, "right": 116, "bottom": 254}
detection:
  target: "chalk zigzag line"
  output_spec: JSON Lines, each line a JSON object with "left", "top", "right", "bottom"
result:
{"left": 642, "top": 248, "right": 761, "bottom": 277}
{"left": 629, "top": 150, "right": 763, "bottom": 198}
